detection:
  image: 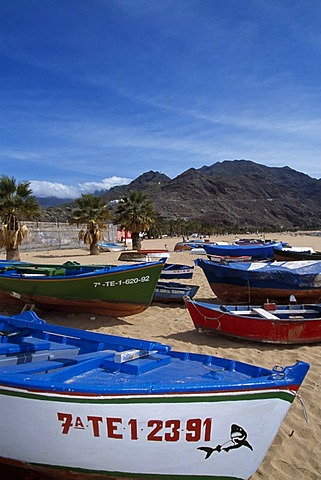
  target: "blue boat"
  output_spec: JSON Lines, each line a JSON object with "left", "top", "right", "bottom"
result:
{"left": 160, "top": 263, "right": 194, "bottom": 279}
{"left": 98, "top": 242, "right": 126, "bottom": 252}
{"left": 153, "top": 281, "right": 199, "bottom": 303}
{"left": 202, "top": 241, "right": 282, "bottom": 260}
{"left": 195, "top": 258, "right": 321, "bottom": 304}
{"left": 0, "top": 310, "right": 309, "bottom": 480}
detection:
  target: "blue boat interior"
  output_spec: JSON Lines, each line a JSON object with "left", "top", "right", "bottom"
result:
{"left": 0, "top": 311, "right": 309, "bottom": 394}
{"left": 0, "top": 259, "right": 165, "bottom": 278}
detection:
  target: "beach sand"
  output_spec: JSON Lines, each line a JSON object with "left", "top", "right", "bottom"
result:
{"left": 1, "top": 232, "right": 321, "bottom": 479}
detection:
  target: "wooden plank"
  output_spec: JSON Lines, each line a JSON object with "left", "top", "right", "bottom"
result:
{"left": 251, "top": 308, "right": 279, "bottom": 320}
{"left": 231, "top": 308, "right": 318, "bottom": 316}
{"left": 114, "top": 349, "right": 157, "bottom": 364}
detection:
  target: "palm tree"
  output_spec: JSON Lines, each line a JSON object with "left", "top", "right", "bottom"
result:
{"left": 113, "top": 191, "right": 155, "bottom": 250}
{"left": 69, "top": 194, "right": 110, "bottom": 255}
{"left": 0, "top": 176, "right": 41, "bottom": 261}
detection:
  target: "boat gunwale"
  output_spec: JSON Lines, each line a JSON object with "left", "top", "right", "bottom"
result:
{"left": 0, "top": 260, "right": 165, "bottom": 281}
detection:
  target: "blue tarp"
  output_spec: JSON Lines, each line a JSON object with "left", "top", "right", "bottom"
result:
{"left": 195, "top": 259, "right": 321, "bottom": 288}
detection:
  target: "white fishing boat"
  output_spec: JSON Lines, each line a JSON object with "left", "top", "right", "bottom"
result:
{"left": 0, "top": 310, "right": 309, "bottom": 480}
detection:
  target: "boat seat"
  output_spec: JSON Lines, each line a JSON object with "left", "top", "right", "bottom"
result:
{"left": 275, "top": 308, "right": 318, "bottom": 315}
{"left": 103, "top": 349, "right": 171, "bottom": 375}
{"left": 0, "top": 346, "right": 80, "bottom": 367}
{"left": 0, "top": 349, "right": 116, "bottom": 376}
{"left": 251, "top": 308, "right": 279, "bottom": 320}
{"left": 0, "top": 337, "right": 80, "bottom": 356}
{"left": 0, "top": 338, "right": 52, "bottom": 355}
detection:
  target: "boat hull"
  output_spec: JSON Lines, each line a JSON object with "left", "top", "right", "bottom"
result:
{"left": 98, "top": 243, "right": 126, "bottom": 252}
{"left": 206, "top": 282, "right": 321, "bottom": 304}
{"left": 153, "top": 282, "right": 199, "bottom": 303}
{"left": 0, "top": 311, "right": 310, "bottom": 479}
{"left": 0, "top": 384, "right": 300, "bottom": 480}
{"left": 0, "top": 261, "right": 164, "bottom": 317}
{"left": 274, "top": 249, "right": 321, "bottom": 262}
{"left": 195, "top": 258, "right": 321, "bottom": 304}
{"left": 185, "top": 298, "right": 321, "bottom": 344}
{"left": 118, "top": 252, "right": 170, "bottom": 262}
{"left": 160, "top": 264, "right": 194, "bottom": 279}
{"left": 203, "top": 242, "right": 282, "bottom": 260}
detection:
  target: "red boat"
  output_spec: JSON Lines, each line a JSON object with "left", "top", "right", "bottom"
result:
{"left": 184, "top": 296, "right": 321, "bottom": 344}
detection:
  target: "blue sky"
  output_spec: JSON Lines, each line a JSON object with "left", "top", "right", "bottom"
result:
{"left": 1, "top": 0, "right": 320, "bottom": 198}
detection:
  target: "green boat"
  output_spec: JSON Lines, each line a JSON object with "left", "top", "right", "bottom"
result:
{"left": 0, "top": 260, "right": 165, "bottom": 317}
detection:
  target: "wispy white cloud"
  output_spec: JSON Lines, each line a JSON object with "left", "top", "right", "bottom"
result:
{"left": 30, "top": 176, "right": 132, "bottom": 199}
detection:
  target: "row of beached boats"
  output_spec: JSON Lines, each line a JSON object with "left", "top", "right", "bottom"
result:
{"left": 184, "top": 239, "right": 321, "bottom": 345}
{"left": 0, "top": 241, "right": 317, "bottom": 479}
{"left": 174, "top": 236, "right": 321, "bottom": 258}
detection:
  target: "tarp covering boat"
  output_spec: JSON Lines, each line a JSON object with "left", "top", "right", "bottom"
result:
{"left": 195, "top": 258, "right": 321, "bottom": 303}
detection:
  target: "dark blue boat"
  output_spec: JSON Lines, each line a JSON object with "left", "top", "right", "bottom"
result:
{"left": 195, "top": 258, "right": 321, "bottom": 304}
{"left": 202, "top": 241, "right": 282, "bottom": 260}
{"left": 153, "top": 281, "right": 199, "bottom": 303}
{"left": 159, "top": 263, "right": 194, "bottom": 279}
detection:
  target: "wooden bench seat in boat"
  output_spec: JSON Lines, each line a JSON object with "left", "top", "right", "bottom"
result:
{"left": 0, "top": 338, "right": 52, "bottom": 355}
{"left": 251, "top": 308, "right": 280, "bottom": 319}
{"left": 229, "top": 307, "right": 320, "bottom": 318}
{"left": 0, "top": 336, "right": 81, "bottom": 358}
{"left": 0, "top": 349, "right": 116, "bottom": 376}
{"left": 229, "top": 308, "right": 279, "bottom": 318}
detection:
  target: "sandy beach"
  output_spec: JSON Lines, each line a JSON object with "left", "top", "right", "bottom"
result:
{"left": 1, "top": 232, "right": 321, "bottom": 480}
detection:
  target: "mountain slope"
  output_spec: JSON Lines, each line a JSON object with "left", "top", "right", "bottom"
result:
{"left": 43, "top": 161, "right": 321, "bottom": 230}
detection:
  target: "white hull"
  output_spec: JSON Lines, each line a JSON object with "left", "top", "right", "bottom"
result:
{"left": 0, "top": 386, "right": 294, "bottom": 479}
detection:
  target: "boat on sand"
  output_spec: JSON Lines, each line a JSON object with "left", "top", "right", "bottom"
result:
{"left": 0, "top": 309, "right": 309, "bottom": 480}
{"left": 195, "top": 258, "right": 321, "bottom": 304}
{"left": 98, "top": 242, "right": 126, "bottom": 252}
{"left": 273, "top": 248, "right": 321, "bottom": 262}
{"left": 159, "top": 263, "right": 194, "bottom": 279}
{"left": 153, "top": 281, "right": 199, "bottom": 303}
{"left": 118, "top": 250, "right": 169, "bottom": 262}
{"left": 202, "top": 241, "right": 282, "bottom": 260}
{"left": 0, "top": 260, "right": 165, "bottom": 317}
{"left": 184, "top": 296, "right": 321, "bottom": 344}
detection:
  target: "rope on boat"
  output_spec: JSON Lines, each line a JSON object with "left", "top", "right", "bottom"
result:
{"left": 270, "top": 366, "right": 286, "bottom": 383}
{"left": 293, "top": 391, "right": 309, "bottom": 423}
{"left": 203, "top": 363, "right": 309, "bottom": 424}
{"left": 186, "top": 297, "right": 224, "bottom": 330}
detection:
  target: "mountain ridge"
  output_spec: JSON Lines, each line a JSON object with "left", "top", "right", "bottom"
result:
{"left": 41, "top": 160, "right": 321, "bottom": 231}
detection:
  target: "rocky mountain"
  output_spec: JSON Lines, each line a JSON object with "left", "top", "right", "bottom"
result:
{"left": 43, "top": 160, "right": 321, "bottom": 231}
{"left": 37, "top": 196, "right": 72, "bottom": 208}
